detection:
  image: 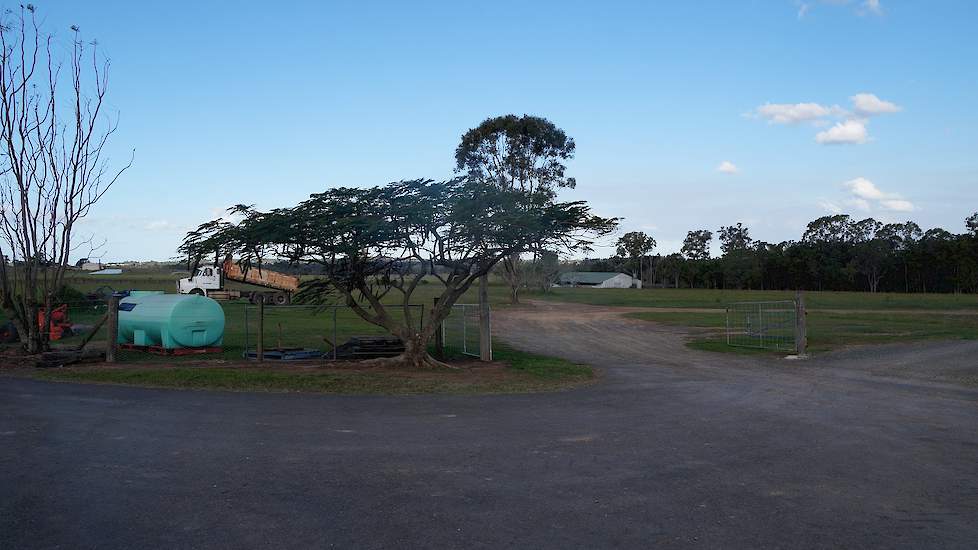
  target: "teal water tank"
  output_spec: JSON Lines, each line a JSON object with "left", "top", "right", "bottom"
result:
{"left": 117, "top": 292, "right": 225, "bottom": 349}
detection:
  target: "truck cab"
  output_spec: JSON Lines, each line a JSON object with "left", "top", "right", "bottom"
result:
{"left": 177, "top": 266, "right": 222, "bottom": 295}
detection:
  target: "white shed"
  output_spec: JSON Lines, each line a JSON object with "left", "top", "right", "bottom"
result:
{"left": 559, "top": 272, "right": 640, "bottom": 288}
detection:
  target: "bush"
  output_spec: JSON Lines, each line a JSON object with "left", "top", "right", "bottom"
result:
{"left": 51, "top": 285, "right": 87, "bottom": 304}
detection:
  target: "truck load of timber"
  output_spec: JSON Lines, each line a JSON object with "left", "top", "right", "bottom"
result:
{"left": 221, "top": 260, "right": 299, "bottom": 292}
{"left": 177, "top": 260, "right": 300, "bottom": 305}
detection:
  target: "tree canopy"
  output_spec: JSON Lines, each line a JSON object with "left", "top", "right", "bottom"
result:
{"left": 455, "top": 114, "right": 576, "bottom": 195}
{"left": 616, "top": 231, "right": 656, "bottom": 283}
{"left": 181, "top": 178, "right": 617, "bottom": 367}
{"left": 455, "top": 114, "right": 581, "bottom": 303}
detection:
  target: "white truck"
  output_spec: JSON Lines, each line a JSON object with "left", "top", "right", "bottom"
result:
{"left": 177, "top": 260, "right": 300, "bottom": 305}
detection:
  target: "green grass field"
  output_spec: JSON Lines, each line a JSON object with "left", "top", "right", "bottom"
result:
{"left": 530, "top": 287, "right": 978, "bottom": 354}
{"left": 625, "top": 310, "right": 978, "bottom": 354}
{"left": 531, "top": 287, "right": 978, "bottom": 353}
{"left": 531, "top": 287, "right": 978, "bottom": 311}
{"left": 34, "top": 344, "right": 594, "bottom": 394}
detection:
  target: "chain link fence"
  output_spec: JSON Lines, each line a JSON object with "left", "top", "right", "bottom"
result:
{"left": 243, "top": 304, "right": 424, "bottom": 361}
{"left": 441, "top": 303, "right": 487, "bottom": 358}
{"left": 9, "top": 296, "right": 492, "bottom": 365}
{"left": 726, "top": 300, "right": 798, "bottom": 352}
{"left": 35, "top": 298, "right": 110, "bottom": 348}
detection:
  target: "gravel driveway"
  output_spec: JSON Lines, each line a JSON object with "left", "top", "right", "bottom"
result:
{"left": 2, "top": 301, "right": 976, "bottom": 549}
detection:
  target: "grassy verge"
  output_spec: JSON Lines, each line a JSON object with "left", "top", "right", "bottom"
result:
{"left": 491, "top": 344, "right": 594, "bottom": 381}
{"left": 32, "top": 343, "right": 594, "bottom": 395}
{"left": 627, "top": 310, "right": 978, "bottom": 353}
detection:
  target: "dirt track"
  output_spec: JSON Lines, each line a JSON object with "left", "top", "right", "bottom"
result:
{"left": 495, "top": 300, "right": 978, "bottom": 389}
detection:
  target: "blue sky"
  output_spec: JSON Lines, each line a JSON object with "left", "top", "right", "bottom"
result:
{"left": 35, "top": 0, "right": 978, "bottom": 261}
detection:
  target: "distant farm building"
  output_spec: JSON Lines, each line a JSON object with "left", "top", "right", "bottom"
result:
{"left": 73, "top": 258, "right": 104, "bottom": 271}
{"left": 559, "top": 272, "right": 640, "bottom": 288}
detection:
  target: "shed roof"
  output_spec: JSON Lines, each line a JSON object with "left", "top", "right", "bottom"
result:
{"left": 559, "top": 272, "right": 629, "bottom": 284}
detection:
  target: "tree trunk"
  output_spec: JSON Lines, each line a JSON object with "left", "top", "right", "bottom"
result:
{"left": 503, "top": 254, "right": 521, "bottom": 305}
{"left": 399, "top": 336, "right": 436, "bottom": 368}
{"left": 362, "top": 331, "right": 453, "bottom": 369}
{"left": 25, "top": 298, "right": 41, "bottom": 355}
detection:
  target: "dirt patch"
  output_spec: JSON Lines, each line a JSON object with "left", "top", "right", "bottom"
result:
{"left": 495, "top": 300, "right": 978, "bottom": 390}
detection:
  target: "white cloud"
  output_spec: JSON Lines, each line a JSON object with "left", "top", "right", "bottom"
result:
{"left": 716, "top": 161, "right": 739, "bottom": 174}
{"left": 851, "top": 93, "right": 900, "bottom": 115}
{"left": 880, "top": 199, "right": 914, "bottom": 212}
{"left": 818, "top": 199, "right": 843, "bottom": 214}
{"left": 838, "top": 177, "right": 915, "bottom": 212}
{"left": 816, "top": 119, "right": 869, "bottom": 144}
{"left": 798, "top": 0, "right": 883, "bottom": 18}
{"left": 753, "top": 102, "right": 841, "bottom": 124}
{"left": 860, "top": 0, "right": 883, "bottom": 16}
{"left": 751, "top": 92, "right": 899, "bottom": 145}
{"left": 844, "top": 177, "right": 885, "bottom": 199}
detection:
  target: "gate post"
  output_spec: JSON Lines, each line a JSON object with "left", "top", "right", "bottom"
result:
{"left": 479, "top": 274, "right": 491, "bottom": 362}
{"left": 257, "top": 295, "right": 265, "bottom": 363}
{"left": 795, "top": 291, "right": 808, "bottom": 357}
{"left": 105, "top": 294, "right": 119, "bottom": 363}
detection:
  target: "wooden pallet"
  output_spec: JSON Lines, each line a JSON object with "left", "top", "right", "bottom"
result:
{"left": 244, "top": 348, "right": 324, "bottom": 361}
{"left": 119, "top": 344, "right": 223, "bottom": 356}
{"left": 333, "top": 336, "right": 405, "bottom": 359}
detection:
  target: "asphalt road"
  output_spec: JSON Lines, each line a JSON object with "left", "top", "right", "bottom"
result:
{"left": 2, "top": 302, "right": 977, "bottom": 549}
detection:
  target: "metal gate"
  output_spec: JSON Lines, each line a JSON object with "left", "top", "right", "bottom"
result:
{"left": 442, "top": 303, "right": 486, "bottom": 358}
{"left": 726, "top": 300, "right": 798, "bottom": 352}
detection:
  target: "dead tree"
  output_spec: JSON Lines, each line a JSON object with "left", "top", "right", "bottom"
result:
{"left": 0, "top": 6, "right": 131, "bottom": 353}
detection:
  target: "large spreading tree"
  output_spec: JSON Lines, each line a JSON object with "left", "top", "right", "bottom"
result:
{"left": 180, "top": 178, "right": 617, "bottom": 368}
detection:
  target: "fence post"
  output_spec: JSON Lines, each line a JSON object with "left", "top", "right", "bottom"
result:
{"left": 257, "top": 295, "right": 265, "bottom": 363}
{"left": 105, "top": 294, "right": 119, "bottom": 363}
{"left": 725, "top": 307, "right": 730, "bottom": 347}
{"left": 795, "top": 290, "right": 807, "bottom": 356}
{"left": 479, "top": 274, "right": 491, "bottom": 362}
{"left": 433, "top": 297, "right": 444, "bottom": 360}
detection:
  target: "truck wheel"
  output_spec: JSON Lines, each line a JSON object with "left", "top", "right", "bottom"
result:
{"left": 190, "top": 288, "right": 205, "bottom": 296}
{"left": 273, "top": 292, "right": 288, "bottom": 306}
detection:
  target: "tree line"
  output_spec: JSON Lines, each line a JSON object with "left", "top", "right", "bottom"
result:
{"left": 580, "top": 213, "right": 978, "bottom": 293}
